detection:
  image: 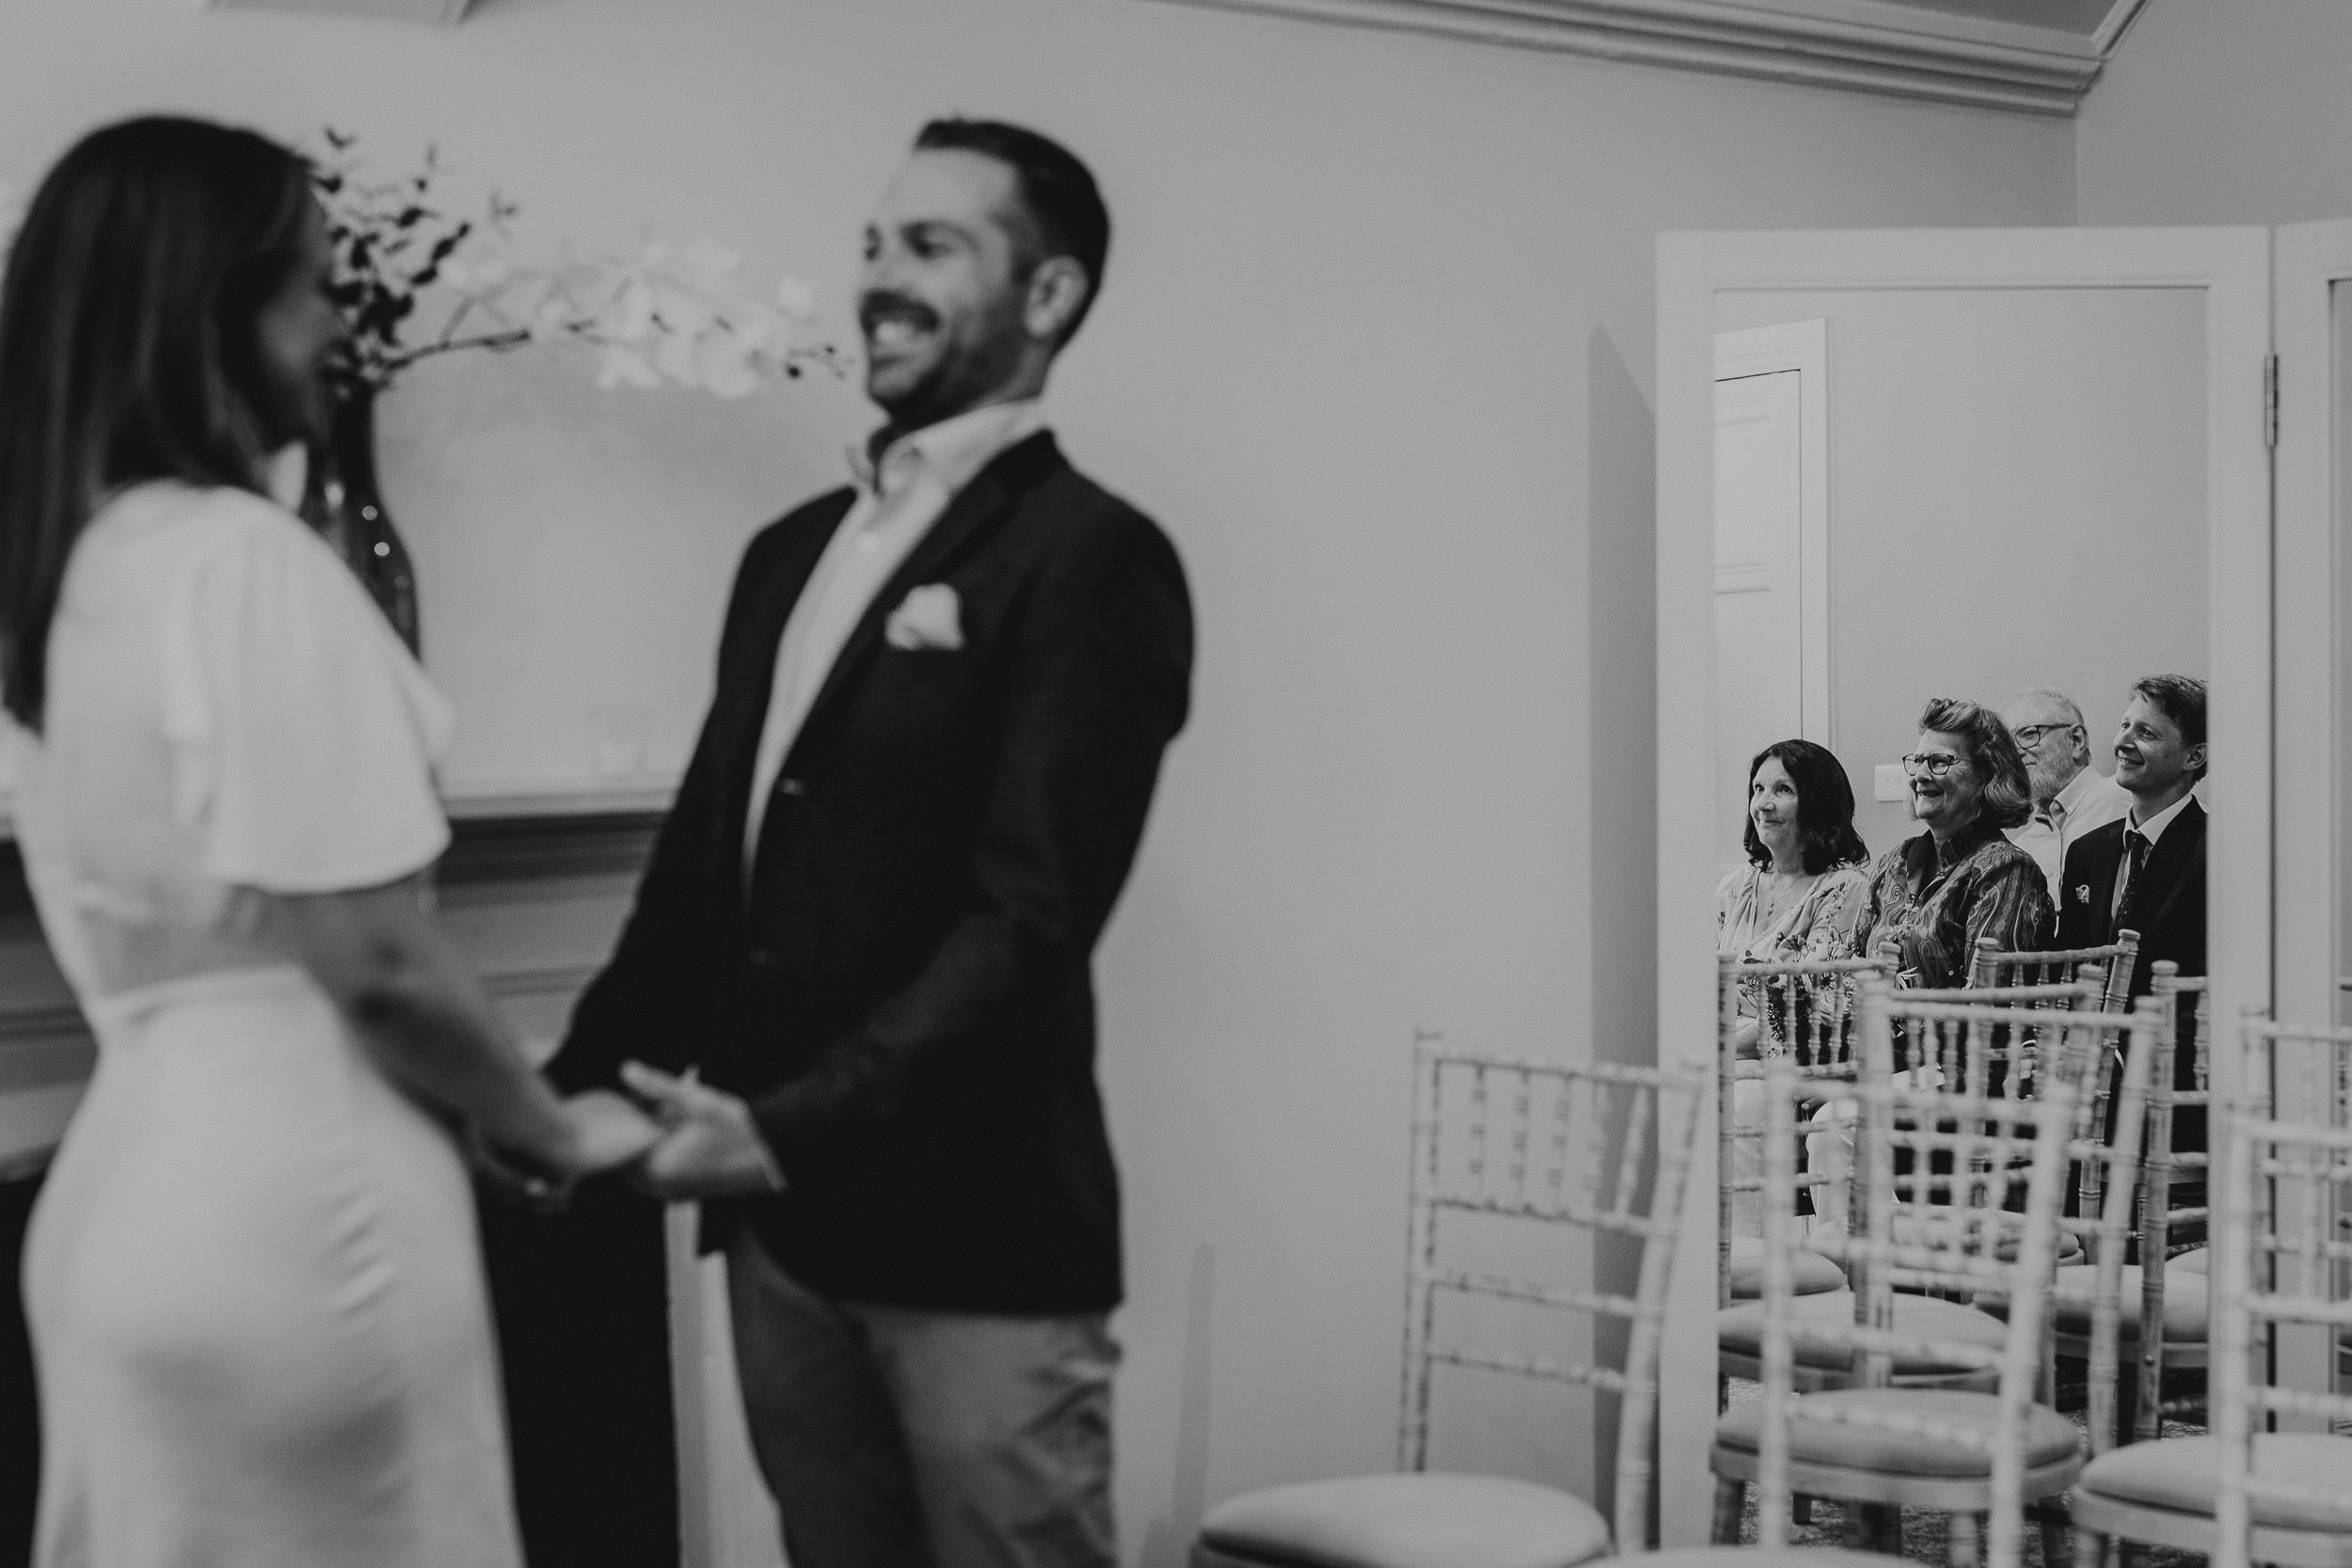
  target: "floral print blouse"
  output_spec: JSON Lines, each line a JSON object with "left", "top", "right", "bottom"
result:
{"left": 1716, "top": 861, "right": 1871, "bottom": 1061}
{"left": 1715, "top": 862, "right": 1871, "bottom": 966}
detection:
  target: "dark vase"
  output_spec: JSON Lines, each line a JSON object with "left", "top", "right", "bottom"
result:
{"left": 304, "top": 387, "right": 421, "bottom": 656}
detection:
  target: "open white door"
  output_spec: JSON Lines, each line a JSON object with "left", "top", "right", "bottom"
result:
{"left": 1657, "top": 226, "right": 2274, "bottom": 1544}
{"left": 2266, "top": 218, "right": 2352, "bottom": 1420}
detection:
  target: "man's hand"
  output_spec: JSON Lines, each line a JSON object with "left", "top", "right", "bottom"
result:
{"left": 620, "top": 1061, "right": 788, "bottom": 1201}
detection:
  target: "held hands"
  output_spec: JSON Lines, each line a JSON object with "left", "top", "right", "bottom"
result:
{"left": 619, "top": 1061, "right": 788, "bottom": 1201}
{"left": 470, "top": 1089, "right": 663, "bottom": 1213}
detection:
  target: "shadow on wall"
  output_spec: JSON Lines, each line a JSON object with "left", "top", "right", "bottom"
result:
{"left": 1586, "top": 325, "right": 1658, "bottom": 1544}
{"left": 1139, "top": 1242, "right": 1217, "bottom": 1567}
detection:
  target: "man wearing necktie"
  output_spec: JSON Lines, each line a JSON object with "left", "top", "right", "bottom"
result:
{"left": 2054, "top": 676, "right": 2208, "bottom": 1188}
{"left": 2054, "top": 675, "right": 2206, "bottom": 997}
{"left": 545, "top": 119, "right": 1194, "bottom": 1568}
{"left": 2001, "top": 686, "right": 2130, "bottom": 904}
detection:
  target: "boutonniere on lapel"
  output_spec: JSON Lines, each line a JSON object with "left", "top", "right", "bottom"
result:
{"left": 2074, "top": 884, "right": 2091, "bottom": 905}
{"left": 885, "top": 583, "right": 963, "bottom": 652}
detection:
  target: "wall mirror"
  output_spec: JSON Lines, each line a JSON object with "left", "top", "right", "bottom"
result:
{"left": 1653, "top": 227, "right": 2283, "bottom": 1545}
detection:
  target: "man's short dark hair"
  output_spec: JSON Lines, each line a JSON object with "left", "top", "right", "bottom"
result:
{"left": 915, "top": 118, "right": 1109, "bottom": 341}
{"left": 2131, "top": 674, "right": 2208, "bottom": 776}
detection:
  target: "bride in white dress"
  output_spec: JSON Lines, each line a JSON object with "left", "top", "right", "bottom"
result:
{"left": 0, "top": 118, "right": 659, "bottom": 1567}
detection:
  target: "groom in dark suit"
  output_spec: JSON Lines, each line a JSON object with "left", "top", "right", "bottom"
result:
{"left": 2055, "top": 674, "right": 2206, "bottom": 1167}
{"left": 548, "top": 119, "right": 1192, "bottom": 1568}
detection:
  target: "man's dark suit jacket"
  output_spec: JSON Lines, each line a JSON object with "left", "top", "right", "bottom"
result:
{"left": 2054, "top": 798, "right": 2206, "bottom": 1153}
{"left": 550, "top": 430, "right": 1192, "bottom": 1315}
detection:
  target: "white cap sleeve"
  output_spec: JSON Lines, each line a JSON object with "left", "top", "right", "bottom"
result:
{"left": 160, "top": 503, "right": 453, "bottom": 894}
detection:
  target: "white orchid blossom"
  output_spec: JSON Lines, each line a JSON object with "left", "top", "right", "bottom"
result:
{"left": 456, "top": 237, "right": 834, "bottom": 395}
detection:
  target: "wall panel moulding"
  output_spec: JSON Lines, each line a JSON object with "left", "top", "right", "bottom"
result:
{"left": 1124, "top": 0, "right": 2150, "bottom": 117}
{"left": 207, "top": 0, "right": 477, "bottom": 24}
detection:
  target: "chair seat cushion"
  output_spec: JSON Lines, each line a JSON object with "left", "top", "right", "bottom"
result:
{"left": 1717, "top": 1292, "right": 2008, "bottom": 1375}
{"left": 2054, "top": 1265, "right": 2207, "bottom": 1341}
{"left": 1977, "top": 1264, "right": 2208, "bottom": 1342}
{"left": 1725, "top": 1237, "right": 1847, "bottom": 1299}
{"left": 2169, "top": 1247, "right": 2208, "bottom": 1273}
{"left": 1715, "top": 1387, "right": 2080, "bottom": 1479}
{"left": 2075, "top": 1434, "right": 2352, "bottom": 1531}
{"left": 1197, "top": 1473, "right": 1612, "bottom": 1568}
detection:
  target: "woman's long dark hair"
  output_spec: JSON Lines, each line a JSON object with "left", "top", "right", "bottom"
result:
{"left": 0, "top": 116, "right": 315, "bottom": 731}
{"left": 1742, "top": 737, "right": 1869, "bottom": 874}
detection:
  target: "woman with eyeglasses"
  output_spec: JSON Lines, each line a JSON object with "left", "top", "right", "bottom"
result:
{"left": 1847, "top": 696, "right": 2052, "bottom": 990}
{"left": 1806, "top": 699, "right": 2053, "bottom": 1230}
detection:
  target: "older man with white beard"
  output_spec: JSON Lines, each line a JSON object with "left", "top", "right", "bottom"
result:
{"left": 2000, "top": 686, "right": 2130, "bottom": 905}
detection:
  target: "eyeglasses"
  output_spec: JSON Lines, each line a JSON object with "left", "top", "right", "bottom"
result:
{"left": 2010, "top": 723, "right": 2079, "bottom": 750}
{"left": 1899, "top": 752, "right": 1969, "bottom": 779}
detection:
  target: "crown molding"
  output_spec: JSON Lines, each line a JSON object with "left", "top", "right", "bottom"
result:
{"left": 1125, "top": 0, "right": 2148, "bottom": 117}
{"left": 206, "top": 0, "right": 477, "bottom": 24}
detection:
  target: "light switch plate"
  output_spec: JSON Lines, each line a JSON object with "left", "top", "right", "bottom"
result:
{"left": 1873, "top": 763, "right": 1907, "bottom": 802}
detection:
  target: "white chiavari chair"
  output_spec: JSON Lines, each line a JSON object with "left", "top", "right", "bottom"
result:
{"left": 2067, "top": 1050, "right": 2352, "bottom": 1568}
{"left": 1711, "top": 1006, "right": 2155, "bottom": 1568}
{"left": 2106, "top": 965, "right": 2214, "bottom": 1442}
{"left": 1716, "top": 956, "right": 1881, "bottom": 1307}
{"left": 1970, "top": 931, "right": 2140, "bottom": 1015}
{"left": 1718, "top": 979, "right": 2117, "bottom": 1403}
{"left": 1191, "top": 1040, "right": 1708, "bottom": 1568}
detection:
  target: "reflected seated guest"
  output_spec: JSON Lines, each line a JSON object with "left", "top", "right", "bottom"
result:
{"left": 1813, "top": 698, "right": 2052, "bottom": 1228}
{"left": 1715, "top": 738, "right": 1869, "bottom": 1233}
{"left": 1851, "top": 697, "right": 2052, "bottom": 990}
{"left": 2057, "top": 675, "right": 2208, "bottom": 1224}
{"left": 2001, "top": 685, "right": 2131, "bottom": 906}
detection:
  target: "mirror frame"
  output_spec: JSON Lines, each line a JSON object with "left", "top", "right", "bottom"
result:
{"left": 1651, "top": 226, "right": 2274, "bottom": 1546}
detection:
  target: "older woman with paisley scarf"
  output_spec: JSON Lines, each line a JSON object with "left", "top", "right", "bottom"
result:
{"left": 1850, "top": 696, "right": 2053, "bottom": 987}
{"left": 1805, "top": 697, "right": 2054, "bottom": 1231}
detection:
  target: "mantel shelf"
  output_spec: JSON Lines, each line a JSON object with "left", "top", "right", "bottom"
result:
{"left": 1125, "top": 0, "right": 2148, "bottom": 117}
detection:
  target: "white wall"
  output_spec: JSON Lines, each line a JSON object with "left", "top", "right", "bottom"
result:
{"left": 1715, "top": 287, "right": 2206, "bottom": 853}
{"left": 0, "top": 0, "right": 2076, "bottom": 1558}
{"left": 2078, "top": 0, "right": 2352, "bottom": 225}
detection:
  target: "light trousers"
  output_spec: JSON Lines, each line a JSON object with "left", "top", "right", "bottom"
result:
{"left": 724, "top": 1228, "right": 1119, "bottom": 1568}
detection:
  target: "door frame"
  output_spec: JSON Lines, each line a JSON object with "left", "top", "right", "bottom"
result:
{"left": 1654, "top": 225, "right": 2275, "bottom": 1544}
{"left": 2266, "top": 218, "right": 2349, "bottom": 1409}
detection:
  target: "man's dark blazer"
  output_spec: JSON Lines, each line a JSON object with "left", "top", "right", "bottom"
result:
{"left": 550, "top": 430, "right": 1193, "bottom": 1315}
{"left": 2054, "top": 798, "right": 2206, "bottom": 1154}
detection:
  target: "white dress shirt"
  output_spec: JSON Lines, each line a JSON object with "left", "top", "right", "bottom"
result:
{"left": 2111, "top": 788, "right": 2195, "bottom": 920}
{"left": 2009, "top": 763, "right": 2131, "bottom": 901}
{"left": 741, "top": 400, "right": 1046, "bottom": 876}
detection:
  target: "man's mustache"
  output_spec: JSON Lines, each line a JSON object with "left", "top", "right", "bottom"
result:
{"left": 859, "top": 293, "right": 940, "bottom": 334}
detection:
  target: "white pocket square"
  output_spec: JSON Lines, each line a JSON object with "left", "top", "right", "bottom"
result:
{"left": 885, "top": 583, "right": 963, "bottom": 651}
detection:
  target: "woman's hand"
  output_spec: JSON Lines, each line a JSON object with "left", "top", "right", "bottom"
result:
{"left": 469, "top": 1090, "right": 660, "bottom": 1212}
{"left": 1730, "top": 1015, "right": 1763, "bottom": 1058}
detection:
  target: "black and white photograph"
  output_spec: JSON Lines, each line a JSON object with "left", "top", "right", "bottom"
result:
{"left": 0, "top": 2, "right": 2346, "bottom": 1566}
